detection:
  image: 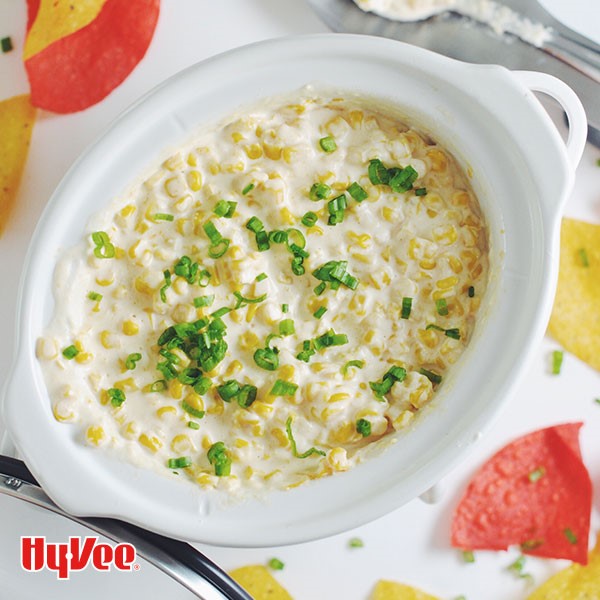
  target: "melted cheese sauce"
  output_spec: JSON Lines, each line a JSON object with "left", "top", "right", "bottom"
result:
{"left": 38, "top": 93, "right": 489, "bottom": 495}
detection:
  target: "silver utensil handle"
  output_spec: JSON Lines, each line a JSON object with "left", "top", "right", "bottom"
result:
{"left": 544, "top": 33, "right": 600, "bottom": 83}
{"left": 0, "top": 456, "right": 252, "bottom": 600}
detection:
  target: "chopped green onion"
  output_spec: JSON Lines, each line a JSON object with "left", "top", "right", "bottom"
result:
{"left": 596, "top": 158, "right": 600, "bottom": 167}
{"left": 194, "top": 295, "right": 215, "bottom": 308}
{"left": 468, "top": 286, "right": 475, "bottom": 298}
{"left": 313, "top": 260, "right": 359, "bottom": 291}
{"left": 313, "top": 306, "right": 327, "bottom": 319}
{"left": 419, "top": 368, "right": 442, "bottom": 385}
{"left": 564, "top": 528, "right": 578, "bottom": 545}
{"left": 256, "top": 272, "right": 268, "bottom": 282}
{"left": 246, "top": 216, "right": 264, "bottom": 233}
{"left": 314, "top": 282, "right": 327, "bottom": 296}
{"left": 198, "top": 269, "right": 211, "bottom": 287}
{"left": 506, "top": 555, "right": 533, "bottom": 582}
{"left": 578, "top": 248, "right": 590, "bottom": 267}
{"left": 369, "top": 365, "right": 407, "bottom": 399}
{"left": 168, "top": 456, "right": 192, "bottom": 469}
{"left": 285, "top": 416, "right": 326, "bottom": 458}
{"left": 309, "top": 182, "right": 331, "bottom": 201}
{"left": 296, "top": 339, "right": 316, "bottom": 363}
{"left": 62, "top": 345, "right": 79, "bottom": 360}
{"left": 254, "top": 347, "right": 279, "bottom": 371}
{"left": 242, "top": 182, "right": 255, "bottom": 195}
{"left": 107, "top": 388, "right": 126, "bottom": 407}
{"left": 347, "top": 182, "right": 368, "bottom": 202}
{"left": 268, "top": 558, "right": 285, "bottom": 571}
{"left": 149, "top": 380, "right": 168, "bottom": 392}
{"left": 208, "top": 238, "right": 230, "bottom": 258}
{"left": 415, "top": 187, "right": 428, "bottom": 196}
{"left": 125, "top": 353, "right": 142, "bottom": 370}
{"left": 356, "top": 418, "right": 371, "bottom": 437}
{"left": 319, "top": 136, "right": 337, "bottom": 153}
{"left": 153, "top": 213, "right": 174, "bottom": 221}
{"left": 91, "top": 231, "right": 115, "bottom": 259}
{"left": 291, "top": 256, "right": 305, "bottom": 276}
{"left": 270, "top": 379, "right": 298, "bottom": 397}
{"left": 313, "top": 329, "right": 348, "bottom": 350}
{"left": 436, "top": 298, "right": 449, "bottom": 316}
{"left": 401, "top": 297, "right": 412, "bottom": 319}
{"left": 349, "top": 538, "right": 364, "bottom": 548}
{"left": 1, "top": 37, "right": 13, "bottom": 53}
{"left": 216, "top": 380, "right": 240, "bottom": 402}
{"left": 174, "top": 256, "right": 200, "bottom": 284}
{"left": 595, "top": 398, "right": 600, "bottom": 406}
{"left": 181, "top": 399, "right": 205, "bottom": 419}
{"left": 213, "top": 199, "right": 237, "bottom": 218}
{"left": 368, "top": 159, "right": 390, "bottom": 185}
{"left": 237, "top": 384, "right": 258, "bottom": 408}
{"left": 341, "top": 359, "right": 364, "bottom": 375}
{"left": 234, "top": 290, "right": 267, "bottom": 309}
{"left": 552, "top": 350, "right": 564, "bottom": 375}
{"left": 327, "top": 194, "right": 347, "bottom": 226}
{"left": 462, "top": 550, "right": 475, "bottom": 563}
{"left": 528, "top": 467, "right": 545, "bottom": 482}
{"left": 301, "top": 211, "right": 318, "bottom": 227}
{"left": 210, "top": 306, "right": 231, "bottom": 319}
{"left": 188, "top": 421, "right": 200, "bottom": 430}
{"left": 87, "top": 291, "right": 103, "bottom": 302}
{"left": 255, "top": 229, "right": 270, "bottom": 252}
{"left": 282, "top": 303, "right": 289, "bottom": 313}
{"left": 269, "top": 229, "right": 288, "bottom": 244}
{"left": 216, "top": 379, "right": 257, "bottom": 407}
{"left": 207, "top": 442, "right": 231, "bottom": 476}
{"left": 426, "top": 324, "right": 461, "bottom": 339}
{"left": 520, "top": 539, "right": 544, "bottom": 551}
{"left": 160, "top": 269, "right": 172, "bottom": 302}
{"left": 279, "top": 318, "right": 295, "bottom": 336}
{"left": 389, "top": 165, "right": 418, "bottom": 193}
{"left": 203, "top": 221, "right": 222, "bottom": 244}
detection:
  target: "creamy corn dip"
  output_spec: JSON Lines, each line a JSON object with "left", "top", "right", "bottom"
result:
{"left": 38, "top": 92, "right": 489, "bottom": 494}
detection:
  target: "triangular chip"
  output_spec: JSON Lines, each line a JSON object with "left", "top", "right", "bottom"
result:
{"left": 548, "top": 217, "right": 600, "bottom": 372}
{"left": 370, "top": 580, "right": 439, "bottom": 600}
{"left": 24, "top": 0, "right": 160, "bottom": 113}
{"left": 451, "top": 423, "right": 591, "bottom": 564}
{"left": 0, "top": 94, "right": 36, "bottom": 235}
{"left": 527, "top": 535, "right": 600, "bottom": 599}
{"left": 229, "top": 565, "right": 293, "bottom": 600}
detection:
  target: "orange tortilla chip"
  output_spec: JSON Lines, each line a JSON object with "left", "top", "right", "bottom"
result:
{"left": 527, "top": 535, "right": 600, "bottom": 599}
{"left": 548, "top": 218, "right": 600, "bottom": 372}
{"left": 0, "top": 95, "right": 36, "bottom": 235}
{"left": 370, "top": 580, "right": 439, "bottom": 600}
{"left": 229, "top": 565, "right": 293, "bottom": 600}
{"left": 24, "top": 0, "right": 160, "bottom": 113}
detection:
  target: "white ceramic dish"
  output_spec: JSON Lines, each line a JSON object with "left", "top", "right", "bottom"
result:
{"left": 2, "top": 34, "right": 586, "bottom": 547}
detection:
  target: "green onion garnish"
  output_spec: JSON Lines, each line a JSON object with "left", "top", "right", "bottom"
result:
{"left": 564, "top": 528, "right": 578, "bottom": 545}
{"left": 520, "top": 539, "right": 544, "bottom": 551}
{"left": 254, "top": 346, "right": 279, "bottom": 371}
{"left": 468, "top": 286, "right": 475, "bottom": 298}
{"left": 578, "top": 248, "right": 590, "bottom": 267}
{"left": 528, "top": 467, "right": 545, "bottom": 482}
{"left": 296, "top": 339, "right": 316, "bottom": 363}
{"left": 207, "top": 442, "right": 231, "bottom": 476}
{"left": 552, "top": 350, "right": 564, "bottom": 375}
{"left": 255, "top": 229, "right": 270, "bottom": 252}
{"left": 270, "top": 379, "right": 298, "bottom": 397}
{"left": 194, "top": 295, "right": 215, "bottom": 308}
{"left": 313, "top": 329, "right": 348, "bottom": 350}
{"left": 506, "top": 555, "right": 532, "bottom": 582}
{"left": 349, "top": 538, "right": 364, "bottom": 548}
{"left": 1, "top": 37, "right": 13, "bottom": 53}
{"left": 256, "top": 272, "right": 268, "bottom": 282}
{"left": 153, "top": 213, "right": 174, "bottom": 221}
{"left": 268, "top": 558, "right": 285, "bottom": 571}
{"left": 107, "top": 388, "right": 126, "bottom": 407}
{"left": 91, "top": 231, "right": 115, "bottom": 259}
{"left": 150, "top": 380, "right": 168, "bottom": 392}
{"left": 279, "top": 318, "right": 295, "bottom": 336}
{"left": 234, "top": 290, "right": 267, "bottom": 309}
{"left": 314, "top": 282, "right": 327, "bottom": 296}
{"left": 368, "top": 159, "right": 390, "bottom": 185}
{"left": 426, "top": 324, "right": 461, "bottom": 340}
{"left": 285, "top": 416, "right": 326, "bottom": 458}
{"left": 168, "top": 456, "right": 192, "bottom": 469}
{"left": 595, "top": 398, "right": 600, "bottom": 406}
{"left": 87, "top": 291, "right": 103, "bottom": 302}
{"left": 309, "top": 182, "right": 331, "bottom": 201}
{"left": 462, "top": 550, "right": 475, "bottom": 563}
{"left": 242, "top": 182, "right": 255, "bottom": 195}
{"left": 341, "top": 359, "right": 364, "bottom": 375}
{"left": 188, "top": 421, "right": 200, "bottom": 430}
{"left": 415, "top": 187, "right": 428, "bottom": 196}
{"left": 246, "top": 216, "right": 264, "bottom": 233}
{"left": 436, "top": 298, "right": 449, "bottom": 316}
{"left": 401, "top": 297, "right": 412, "bottom": 319}
{"left": 198, "top": 269, "right": 211, "bottom": 287}
{"left": 269, "top": 229, "right": 288, "bottom": 244}
{"left": 389, "top": 165, "right": 418, "bottom": 193}
{"left": 356, "top": 418, "right": 371, "bottom": 437}
{"left": 347, "top": 182, "right": 368, "bottom": 203}
{"left": 282, "top": 303, "right": 289, "bottom": 313}
{"left": 313, "top": 260, "right": 359, "bottom": 291}
{"left": 301, "top": 211, "right": 318, "bottom": 227}
{"left": 327, "top": 194, "right": 347, "bottom": 226}
{"left": 208, "top": 238, "right": 230, "bottom": 258}
{"left": 313, "top": 306, "right": 327, "bottom": 319}
{"left": 181, "top": 399, "right": 205, "bottom": 419}
{"left": 62, "top": 345, "right": 79, "bottom": 360}
{"left": 174, "top": 256, "right": 200, "bottom": 284}
{"left": 203, "top": 221, "right": 222, "bottom": 244}
{"left": 160, "top": 270, "right": 172, "bottom": 302}
{"left": 369, "top": 365, "right": 407, "bottom": 399}
{"left": 319, "top": 136, "right": 337, "bottom": 153}
{"left": 419, "top": 368, "right": 442, "bottom": 385}
{"left": 125, "top": 353, "right": 142, "bottom": 370}
{"left": 217, "top": 380, "right": 239, "bottom": 402}
{"left": 291, "top": 256, "right": 305, "bottom": 276}
{"left": 213, "top": 200, "right": 237, "bottom": 218}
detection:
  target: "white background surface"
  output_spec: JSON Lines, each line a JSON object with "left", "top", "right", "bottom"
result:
{"left": 0, "top": 1, "right": 599, "bottom": 598}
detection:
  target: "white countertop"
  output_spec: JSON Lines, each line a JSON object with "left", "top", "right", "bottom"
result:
{"left": 1, "top": 1, "right": 599, "bottom": 598}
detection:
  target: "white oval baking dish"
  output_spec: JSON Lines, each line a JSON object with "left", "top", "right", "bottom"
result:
{"left": 2, "top": 34, "right": 586, "bottom": 547}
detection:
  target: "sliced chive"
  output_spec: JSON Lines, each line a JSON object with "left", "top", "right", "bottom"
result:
{"left": 91, "top": 231, "right": 115, "bottom": 259}
{"left": 198, "top": 269, "right": 211, "bottom": 287}
{"left": 314, "top": 281, "right": 327, "bottom": 296}
{"left": 528, "top": 467, "right": 545, "bottom": 483}
{"left": 468, "top": 286, "right": 475, "bottom": 298}
{"left": 356, "top": 418, "right": 371, "bottom": 437}
{"left": 341, "top": 359, "right": 364, "bottom": 375}
{"left": 1, "top": 36, "right": 13, "bottom": 53}
{"left": 369, "top": 365, "right": 407, "bottom": 399}
{"left": 285, "top": 416, "right": 326, "bottom": 458}
{"left": 426, "top": 324, "right": 461, "bottom": 340}
{"left": 174, "top": 256, "right": 200, "bottom": 284}
{"left": 150, "top": 379, "right": 168, "bottom": 392}
{"left": 203, "top": 221, "right": 222, "bottom": 244}
{"left": 347, "top": 182, "right": 368, "bottom": 202}
{"left": 368, "top": 159, "right": 390, "bottom": 185}
{"left": 462, "top": 550, "right": 475, "bottom": 563}
{"left": 242, "top": 182, "right": 255, "bottom": 195}
{"left": 552, "top": 350, "right": 564, "bottom": 375}
{"left": 313, "top": 306, "right": 327, "bottom": 319}
{"left": 436, "top": 298, "right": 449, "bottom": 316}
{"left": 595, "top": 398, "right": 600, "bottom": 406}
{"left": 256, "top": 272, "right": 268, "bottom": 282}
{"left": 301, "top": 211, "right": 318, "bottom": 227}
{"left": 415, "top": 187, "right": 428, "bottom": 196}
{"left": 160, "top": 270, "right": 172, "bottom": 302}
{"left": 62, "top": 345, "right": 79, "bottom": 360}
{"left": 319, "top": 136, "right": 337, "bottom": 153}
{"left": 282, "top": 303, "right": 289, "bottom": 313}
{"left": 181, "top": 399, "right": 205, "bottom": 419}
{"left": 188, "top": 421, "right": 200, "bottom": 430}
{"left": 213, "top": 200, "right": 237, "bottom": 218}
{"left": 207, "top": 442, "right": 231, "bottom": 476}
{"left": 268, "top": 558, "right": 285, "bottom": 571}
{"left": 194, "top": 295, "right": 215, "bottom": 308}
{"left": 168, "top": 456, "right": 192, "bottom": 469}
{"left": 208, "top": 238, "right": 230, "bottom": 258}
{"left": 107, "top": 388, "right": 126, "bottom": 407}
{"left": 578, "top": 248, "right": 589, "bottom": 267}
{"left": 153, "top": 213, "right": 174, "bottom": 221}
{"left": 349, "top": 537, "right": 364, "bottom": 548}
{"left": 309, "top": 182, "right": 331, "bottom": 201}
{"left": 254, "top": 347, "right": 279, "bottom": 371}
{"left": 564, "top": 528, "right": 578, "bottom": 545}
{"left": 419, "top": 368, "right": 442, "bottom": 385}
{"left": 233, "top": 290, "right": 267, "bottom": 309}
{"left": 279, "top": 318, "right": 295, "bottom": 336}
{"left": 270, "top": 379, "right": 298, "bottom": 397}
{"left": 125, "top": 353, "right": 142, "bottom": 370}
{"left": 389, "top": 165, "right": 418, "bottom": 193}
{"left": 506, "top": 555, "right": 532, "bottom": 581}
{"left": 246, "top": 216, "right": 264, "bottom": 233}
{"left": 401, "top": 297, "right": 412, "bottom": 319}
{"left": 312, "top": 260, "right": 359, "bottom": 291}
{"left": 269, "top": 229, "right": 287, "bottom": 244}
{"left": 87, "top": 291, "right": 103, "bottom": 302}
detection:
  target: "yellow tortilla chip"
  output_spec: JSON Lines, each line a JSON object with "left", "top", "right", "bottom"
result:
{"left": 229, "top": 565, "right": 293, "bottom": 600}
{"left": 527, "top": 535, "right": 600, "bottom": 599}
{"left": 548, "top": 218, "right": 600, "bottom": 372}
{"left": 24, "top": 0, "right": 109, "bottom": 59}
{"left": 370, "top": 580, "right": 439, "bottom": 600}
{"left": 0, "top": 94, "right": 36, "bottom": 236}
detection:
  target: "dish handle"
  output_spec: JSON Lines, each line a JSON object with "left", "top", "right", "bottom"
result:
{"left": 512, "top": 70, "right": 587, "bottom": 171}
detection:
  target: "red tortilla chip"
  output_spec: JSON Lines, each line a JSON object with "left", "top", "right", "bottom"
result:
{"left": 26, "top": 0, "right": 41, "bottom": 32}
{"left": 24, "top": 0, "right": 160, "bottom": 113}
{"left": 451, "top": 423, "right": 591, "bottom": 564}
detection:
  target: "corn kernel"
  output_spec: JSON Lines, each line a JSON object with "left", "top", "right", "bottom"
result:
{"left": 187, "top": 152, "right": 198, "bottom": 166}
{"left": 122, "top": 320, "right": 139, "bottom": 336}
{"left": 252, "top": 402, "right": 274, "bottom": 417}
{"left": 328, "top": 392, "right": 350, "bottom": 403}
{"left": 436, "top": 276, "right": 459, "bottom": 290}
{"left": 235, "top": 438, "right": 249, "bottom": 448}
{"left": 448, "top": 255, "right": 463, "bottom": 274}
{"left": 100, "top": 330, "right": 119, "bottom": 349}
{"left": 186, "top": 170, "right": 203, "bottom": 191}
{"left": 139, "top": 433, "right": 162, "bottom": 453}
{"left": 225, "top": 360, "right": 243, "bottom": 376}
{"left": 271, "top": 428, "right": 289, "bottom": 448}
{"left": 327, "top": 447, "right": 349, "bottom": 471}
{"left": 122, "top": 421, "right": 139, "bottom": 440}
{"left": 86, "top": 426, "right": 106, "bottom": 446}
{"left": 171, "top": 434, "right": 194, "bottom": 454}
{"left": 348, "top": 110, "right": 364, "bottom": 129}
{"left": 419, "top": 328, "right": 439, "bottom": 349}
{"left": 279, "top": 207, "right": 295, "bottom": 225}
{"left": 75, "top": 351, "right": 93, "bottom": 364}
{"left": 53, "top": 400, "right": 75, "bottom": 422}
{"left": 156, "top": 406, "right": 177, "bottom": 419}
{"left": 244, "top": 144, "right": 263, "bottom": 159}
{"left": 163, "top": 153, "right": 184, "bottom": 171}
{"left": 168, "top": 379, "right": 184, "bottom": 400}
{"left": 279, "top": 364, "right": 296, "bottom": 380}
{"left": 95, "top": 275, "right": 114, "bottom": 287}
{"left": 37, "top": 337, "right": 58, "bottom": 360}
{"left": 201, "top": 435, "right": 213, "bottom": 450}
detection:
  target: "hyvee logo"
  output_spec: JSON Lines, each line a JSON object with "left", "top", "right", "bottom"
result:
{"left": 21, "top": 536, "right": 139, "bottom": 580}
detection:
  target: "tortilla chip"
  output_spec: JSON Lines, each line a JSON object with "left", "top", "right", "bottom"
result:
{"left": 548, "top": 218, "right": 600, "bottom": 372}
{"left": 0, "top": 95, "right": 36, "bottom": 235}
{"left": 527, "top": 535, "right": 600, "bottom": 599}
{"left": 451, "top": 423, "right": 592, "bottom": 564}
{"left": 24, "top": 0, "right": 160, "bottom": 113}
{"left": 229, "top": 565, "right": 293, "bottom": 600}
{"left": 370, "top": 580, "right": 439, "bottom": 600}
{"left": 24, "top": 0, "right": 108, "bottom": 60}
